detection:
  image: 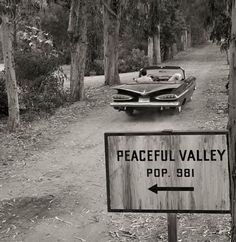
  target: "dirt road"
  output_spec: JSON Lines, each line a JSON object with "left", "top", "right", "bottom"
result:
{"left": 0, "top": 43, "right": 230, "bottom": 241}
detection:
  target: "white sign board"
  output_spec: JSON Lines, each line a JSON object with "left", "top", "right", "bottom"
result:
{"left": 105, "top": 131, "right": 230, "bottom": 213}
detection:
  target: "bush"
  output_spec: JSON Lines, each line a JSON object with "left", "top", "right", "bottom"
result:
{"left": 119, "top": 48, "right": 149, "bottom": 73}
{"left": 85, "top": 48, "right": 149, "bottom": 75}
{"left": 85, "top": 59, "right": 104, "bottom": 76}
{"left": 15, "top": 52, "right": 60, "bottom": 87}
{"left": 0, "top": 25, "right": 69, "bottom": 117}
{"left": 20, "top": 71, "right": 67, "bottom": 112}
{"left": 15, "top": 50, "right": 68, "bottom": 113}
{"left": 0, "top": 54, "right": 68, "bottom": 116}
{"left": 92, "top": 60, "right": 104, "bottom": 75}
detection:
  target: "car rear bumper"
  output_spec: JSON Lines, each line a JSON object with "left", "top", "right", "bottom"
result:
{"left": 110, "top": 101, "right": 181, "bottom": 109}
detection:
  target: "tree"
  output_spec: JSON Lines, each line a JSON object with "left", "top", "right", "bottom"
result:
{"left": 103, "top": 0, "right": 125, "bottom": 86}
{"left": 86, "top": 1, "right": 103, "bottom": 74}
{"left": 120, "top": 0, "right": 186, "bottom": 64}
{"left": 68, "top": 0, "right": 88, "bottom": 101}
{"left": 159, "top": 0, "right": 186, "bottom": 59}
{"left": 147, "top": 0, "right": 161, "bottom": 65}
{"left": 40, "top": 3, "right": 70, "bottom": 55}
{"left": 179, "top": 0, "right": 209, "bottom": 46}
{"left": 0, "top": 1, "right": 20, "bottom": 131}
{"left": 229, "top": 1, "right": 236, "bottom": 241}
{"left": 0, "top": 0, "right": 51, "bottom": 131}
{"left": 206, "top": 0, "right": 231, "bottom": 63}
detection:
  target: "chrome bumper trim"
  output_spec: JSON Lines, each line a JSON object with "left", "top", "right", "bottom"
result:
{"left": 110, "top": 101, "right": 180, "bottom": 108}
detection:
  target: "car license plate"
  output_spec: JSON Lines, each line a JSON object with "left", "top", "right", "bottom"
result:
{"left": 139, "top": 97, "right": 150, "bottom": 103}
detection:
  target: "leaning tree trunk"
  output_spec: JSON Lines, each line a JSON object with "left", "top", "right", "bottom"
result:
{"left": 68, "top": 0, "right": 88, "bottom": 101}
{"left": 0, "top": 16, "right": 19, "bottom": 131}
{"left": 153, "top": 24, "right": 161, "bottom": 65}
{"left": 103, "top": 0, "right": 121, "bottom": 86}
{"left": 229, "top": 1, "right": 236, "bottom": 241}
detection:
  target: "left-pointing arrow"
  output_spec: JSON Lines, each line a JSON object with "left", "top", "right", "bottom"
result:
{"left": 148, "top": 184, "right": 194, "bottom": 194}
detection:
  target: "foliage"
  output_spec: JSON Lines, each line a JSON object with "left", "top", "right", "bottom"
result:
{"left": 120, "top": 0, "right": 186, "bottom": 61}
{"left": 86, "top": 1, "right": 103, "bottom": 73}
{"left": 160, "top": 0, "right": 186, "bottom": 59}
{"left": 41, "top": 1, "right": 104, "bottom": 71}
{"left": 119, "top": 48, "right": 149, "bottom": 73}
{"left": 206, "top": 0, "right": 231, "bottom": 49}
{"left": 178, "top": 0, "right": 206, "bottom": 45}
{"left": 16, "top": 25, "right": 58, "bottom": 57}
{"left": 19, "top": 68, "right": 68, "bottom": 112}
{"left": 40, "top": 3, "right": 70, "bottom": 64}
{"left": 0, "top": 24, "right": 67, "bottom": 116}
{"left": 13, "top": 25, "right": 68, "bottom": 113}
{"left": 85, "top": 59, "right": 104, "bottom": 76}
{"left": 179, "top": 0, "right": 231, "bottom": 47}
{"left": 15, "top": 52, "right": 59, "bottom": 82}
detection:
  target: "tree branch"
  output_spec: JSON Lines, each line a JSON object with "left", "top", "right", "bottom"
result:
{"left": 52, "top": 0, "right": 71, "bottom": 9}
{"left": 102, "top": 0, "right": 117, "bottom": 18}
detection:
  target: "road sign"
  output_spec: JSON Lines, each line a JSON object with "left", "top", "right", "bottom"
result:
{"left": 105, "top": 131, "right": 230, "bottom": 213}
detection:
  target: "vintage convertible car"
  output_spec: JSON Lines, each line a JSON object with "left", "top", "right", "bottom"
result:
{"left": 110, "top": 66, "right": 196, "bottom": 115}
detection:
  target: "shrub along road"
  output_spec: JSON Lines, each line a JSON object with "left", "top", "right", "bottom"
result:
{"left": 0, "top": 43, "right": 231, "bottom": 241}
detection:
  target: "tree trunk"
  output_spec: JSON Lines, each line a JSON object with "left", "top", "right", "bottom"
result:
{"left": 187, "top": 27, "right": 191, "bottom": 48}
{"left": 172, "top": 43, "right": 178, "bottom": 57}
{"left": 0, "top": 16, "right": 20, "bottom": 131}
{"left": 153, "top": 24, "right": 161, "bottom": 65}
{"left": 148, "top": 36, "right": 154, "bottom": 66}
{"left": 68, "top": 0, "right": 88, "bottom": 101}
{"left": 229, "top": 2, "right": 236, "bottom": 241}
{"left": 181, "top": 28, "right": 188, "bottom": 51}
{"left": 103, "top": 0, "right": 121, "bottom": 86}
{"left": 226, "top": 50, "right": 230, "bottom": 65}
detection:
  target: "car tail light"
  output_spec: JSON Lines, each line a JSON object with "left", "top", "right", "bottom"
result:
{"left": 155, "top": 94, "right": 177, "bottom": 100}
{"left": 113, "top": 94, "right": 133, "bottom": 101}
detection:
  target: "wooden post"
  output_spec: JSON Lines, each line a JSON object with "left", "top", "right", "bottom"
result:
{"left": 167, "top": 213, "right": 177, "bottom": 242}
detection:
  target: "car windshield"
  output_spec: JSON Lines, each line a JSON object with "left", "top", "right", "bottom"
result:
{"left": 146, "top": 67, "right": 185, "bottom": 80}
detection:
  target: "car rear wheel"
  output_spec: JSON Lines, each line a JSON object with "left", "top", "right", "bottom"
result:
{"left": 125, "top": 108, "right": 134, "bottom": 116}
{"left": 177, "top": 106, "right": 182, "bottom": 113}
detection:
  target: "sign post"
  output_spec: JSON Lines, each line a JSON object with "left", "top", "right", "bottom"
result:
{"left": 105, "top": 131, "right": 230, "bottom": 240}
{"left": 168, "top": 214, "right": 177, "bottom": 242}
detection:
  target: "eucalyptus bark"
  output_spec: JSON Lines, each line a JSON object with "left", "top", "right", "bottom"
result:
{"left": 153, "top": 24, "right": 161, "bottom": 65}
{"left": 103, "top": 0, "right": 121, "bottom": 86}
{"left": 0, "top": 16, "right": 19, "bottom": 131}
{"left": 229, "top": 1, "right": 236, "bottom": 241}
{"left": 187, "top": 27, "right": 191, "bottom": 48}
{"left": 68, "top": 0, "right": 88, "bottom": 101}
{"left": 181, "top": 28, "right": 188, "bottom": 51}
{"left": 148, "top": 36, "right": 154, "bottom": 65}
{"left": 148, "top": 26, "right": 161, "bottom": 65}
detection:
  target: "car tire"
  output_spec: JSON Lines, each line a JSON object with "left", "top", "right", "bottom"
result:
{"left": 125, "top": 108, "right": 134, "bottom": 116}
{"left": 177, "top": 106, "right": 182, "bottom": 113}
